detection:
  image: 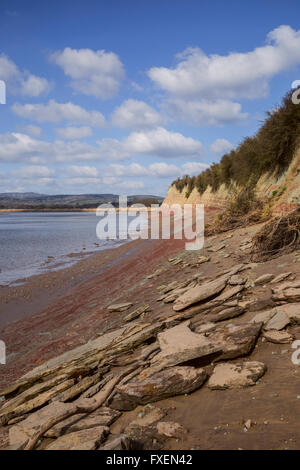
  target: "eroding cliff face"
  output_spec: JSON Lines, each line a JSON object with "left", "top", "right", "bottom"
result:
{"left": 163, "top": 149, "right": 300, "bottom": 215}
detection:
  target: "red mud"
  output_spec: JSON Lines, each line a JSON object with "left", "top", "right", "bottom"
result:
{"left": 0, "top": 237, "right": 185, "bottom": 390}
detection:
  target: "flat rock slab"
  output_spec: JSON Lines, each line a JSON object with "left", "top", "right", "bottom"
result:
{"left": 264, "top": 311, "right": 290, "bottom": 331}
{"left": 123, "top": 305, "right": 150, "bottom": 322}
{"left": 271, "top": 272, "right": 293, "bottom": 284}
{"left": 126, "top": 406, "right": 165, "bottom": 432}
{"left": 151, "top": 321, "right": 221, "bottom": 369}
{"left": 229, "top": 275, "right": 247, "bottom": 286}
{"left": 156, "top": 421, "right": 187, "bottom": 438}
{"left": 276, "top": 303, "right": 300, "bottom": 324}
{"left": 254, "top": 274, "right": 274, "bottom": 285}
{"left": 208, "top": 361, "right": 266, "bottom": 389}
{"left": 44, "top": 407, "right": 121, "bottom": 438}
{"left": 0, "top": 373, "right": 70, "bottom": 417}
{"left": 272, "top": 280, "right": 300, "bottom": 302}
{"left": 208, "top": 305, "right": 245, "bottom": 323}
{"left": 108, "top": 303, "right": 133, "bottom": 312}
{"left": 208, "top": 243, "right": 226, "bottom": 252}
{"left": 263, "top": 330, "right": 294, "bottom": 344}
{"left": 17, "top": 326, "right": 128, "bottom": 384}
{"left": 110, "top": 366, "right": 207, "bottom": 411}
{"left": 251, "top": 309, "right": 277, "bottom": 325}
{"left": 204, "top": 322, "right": 263, "bottom": 361}
{"left": 9, "top": 401, "right": 73, "bottom": 448}
{"left": 99, "top": 434, "right": 144, "bottom": 450}
{"left": 198, "top": 256, "right": 210, "bottom": 264}
{"left": 1, "top": 378, "right": 75, "bottom": 424}
{"left": 46, "top": 425, "right": 109, "bottom": 450}
{"left": 173, "top": 277, "right": 227, "bottom": 311}
{"left": 194, "top": 322, "right": 216, "bottom": 334}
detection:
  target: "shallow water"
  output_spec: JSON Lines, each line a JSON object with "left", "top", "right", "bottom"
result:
{"left": 0, "top": 211, "right": 141, "bottom": 285}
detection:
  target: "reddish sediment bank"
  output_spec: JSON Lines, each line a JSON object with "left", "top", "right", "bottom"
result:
{"left": 0, "top": 236, "right": 185, "bottom": 390}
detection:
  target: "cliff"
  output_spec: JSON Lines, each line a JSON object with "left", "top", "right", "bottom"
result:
{"left": 163, "top": 148, "right": 300, "bottom": 215}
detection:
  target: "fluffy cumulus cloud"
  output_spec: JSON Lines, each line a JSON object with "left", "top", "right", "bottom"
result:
{"left": 51, "top": 47, "right": 125, "bottom": 99}
{"left": 163, "top": 99, "right": 247, "bottom": 126}
{"left": 55, "top": 126, "right": 93, "bottom": 140}
{"left": 148, "top": 162, "right": 181, "bottom": 178}
{"left": 148, "top": 26, "right": 300, "bottom": 125}
{"left": 148, "top": 26, "right": 300, "bottom": 99}
{"left": 11, "top": 165, "right": 55, "bottom": 186}
{"left": 104, "top": 161, "right": 208, "bottom": 180}
{"left": 24, "top": 125, "right": 42, "bottom": 137}
{"left": 19, "top": 75, "right": 50, "bottom": 97}
{"left": 13, "top": 165, "right": 54, "bottom": 178}
{"left": 123, "top": 127, "right": 205, "bottom": 158}
{"left": 65, "top": 165, "right": 98, "bottom": 178}
{"left": 0, "top": 133, "right": 50, "bottom": 163}
{"left": 210, "top": 138, "right": 234, "bottom": 155}
{"left": 118, "top": 180, "right": 145, "bottom": 190}
{"left": 61, "top": 165, "right": 100, "bottom": 186}
{"left": 12, "top": 100, "right": 106, "bottom": 127}
{"left": 181, "top": 161, "right": 209, "bottom": 175}
{"left": 111, "top": 99, "right": 165, "bottom": 130}
{"left": 108, "top": 163, "right": 148, "bottom": 177}
{"left": 0, "top": 127, "right": 204, "bottom": 164}
{"left": 0, "top": 53, "right": 50, "bottom": 96}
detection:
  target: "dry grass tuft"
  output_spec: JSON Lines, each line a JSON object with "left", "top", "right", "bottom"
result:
{"left": 251, "top": 208, "right": 300, "bottom": 260}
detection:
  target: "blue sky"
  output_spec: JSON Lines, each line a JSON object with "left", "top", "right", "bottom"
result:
{"left": 1, "top": 0, "right": 300, "bottom": 196}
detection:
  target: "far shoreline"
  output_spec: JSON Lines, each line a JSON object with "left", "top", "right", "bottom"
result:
{"left": 0, "top": 207, "right": 160, "bottom": 212}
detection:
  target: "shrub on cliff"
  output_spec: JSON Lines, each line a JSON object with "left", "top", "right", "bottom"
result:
{"left": 172, "top": 89, "right": 300, "bottom": 194}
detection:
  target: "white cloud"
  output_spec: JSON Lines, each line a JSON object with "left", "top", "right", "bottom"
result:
{"left": 181, "top": 162, "right": 209, "bottom": 175}
{"left": 148, "top": 162, "right": 180, "bottom": 178}
{"left": 0, "top": 133, "right": 50, "bottom": 163}
{"left": 210, "top": 138, "right": 234, "bottom": 155}
{"left": 20, "top": 75, "right": 50, "bottom": 97}
{"left": 0, "top": 53, "right": 50, "bottom": 96}
{"left": 148, "top": 26, "right": 300, "bottom": 125}
{"left": 105, "top": 161, "right": 208, "bottom": 180}
{"left": 55, "top": 126, "right": 93, "bottom": 140}
{"left": 111, "top": 99, "right": 165, "bottom": 130}
{"left": 101, "top": 176, "right": 119, "bottom": 185}
{"left": 123, "top": 127, "right": 205, "bottom": 158}
{"left": 51, "top": 47, "right": 125, "bottom": 99}
{"left": 0, "top": 127, "right": 204, "bottom": 164}
{"left": 148, "top": 26, "right": 300, "bottom": 100}
{"left": 12, "top": 100, "right": 106, "bottom": 127}
{"left": 108, "top": 163, "right": 148, "bottom": 177}
{"left": 24, "top": 125, "right": 42, "bottom": 137}
{"left": 64, "top": 177, "right": 99, "bottom": 186}
{"left": 119, "top": 180, "right": 145, "bottom": 190}
{"left": 13, "top": 165, "right": 54, "bottom": 178}
{"left": 0, "top": 54, "right": 19, "bottom": 82}
{"left": 164, "top": 98, "right": 248, "bottom": 126}
{"left": 65, "top": 165, "right": 98, "bottom": 178}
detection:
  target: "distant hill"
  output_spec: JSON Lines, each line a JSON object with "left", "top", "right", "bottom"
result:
{"left": 0, "top": 193, "right": 163, "bottom": 210}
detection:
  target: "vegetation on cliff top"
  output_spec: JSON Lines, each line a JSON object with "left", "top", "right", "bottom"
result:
{"left": 172, "top": 89, "right": 300, "bottom": 196}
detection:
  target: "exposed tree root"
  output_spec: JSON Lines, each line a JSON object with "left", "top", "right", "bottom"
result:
{"left": 251, "top": 208, "right": 300, "bottom": 261}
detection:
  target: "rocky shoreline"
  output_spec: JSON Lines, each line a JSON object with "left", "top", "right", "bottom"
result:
{"left": 1, "top": 222, "right": 300, "bottom": 450}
